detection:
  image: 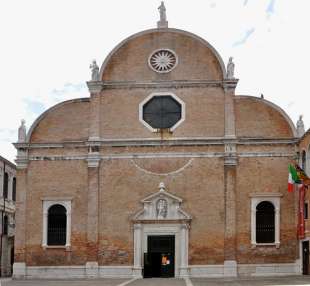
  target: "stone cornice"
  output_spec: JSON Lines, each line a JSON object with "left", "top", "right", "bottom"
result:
{"left": 14, "top": 137, "right": 298, "bottom": 150}
{"left": 27, "top": 151, "right": 295, "bottom": 161}
{"left": 88, "top": 79, "right": 240, "bottom": 91}
{"left": 100, "top": 80, "right": 226, "bottom": 90}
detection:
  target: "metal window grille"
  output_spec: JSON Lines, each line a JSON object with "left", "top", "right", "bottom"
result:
{"left": 143, "top": 96, "right": 181, "bottom": 129}
{"left": 256, "top": 201, "right": 275, "bottom": 243}
{"left": 47, "top": 204, "right": 67, "bottom": 245}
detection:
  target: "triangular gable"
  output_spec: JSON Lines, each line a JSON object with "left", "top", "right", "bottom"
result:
{"left": 133, "top": 182, "right": 191, "bottom": 221}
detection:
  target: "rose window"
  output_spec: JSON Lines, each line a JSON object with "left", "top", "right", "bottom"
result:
{"left": 148, "top": 49, "right": 178, "bottom": 73}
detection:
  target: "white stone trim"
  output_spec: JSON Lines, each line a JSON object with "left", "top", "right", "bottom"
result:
{"left": 12, "top": 262, "right": 301, "bottom": 279}
{"left": 139, "top": 92, "right": 185, "bottom": 132}
{"left": 238, "top": 262, "right": 300, "bottom": 276}
{"left": 28, "top": 152, "right": 295, "bottom": 162}
{"left": 251, "top": 196, "right": 281, "bottom": 248}
{"left": 42, "top": 200, "right": 71, "bottom": 248}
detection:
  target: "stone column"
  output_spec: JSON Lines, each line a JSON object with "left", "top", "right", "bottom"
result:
{"left": 223, "top": 79, "right": 238, "bottom": 277}
{"left": 13, "top": 166, "right": 28, "bottom": 279}
{"left": 133, "top": 224, "right": 143, "bottom": 278}
{"left": 85, "top": 152, "right": 100, "bottom": 278}
{"left": 179, "top": 224, "right": 189, "bottom": 278}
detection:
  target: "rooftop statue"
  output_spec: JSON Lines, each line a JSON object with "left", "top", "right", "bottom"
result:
{"left": 157, "top": 1, "right": 168, "bottom": 28}
{"left": 90, "top": 60, "right": 100, "bottom": 81}
{"left": 226, "top": 57, "right": 235, "bottom": 79}
{"left": 18, "top": 119, "right": 27, "bottom": 143}
{"left": 297, "top": 115, "right": 305, "bottom": 137}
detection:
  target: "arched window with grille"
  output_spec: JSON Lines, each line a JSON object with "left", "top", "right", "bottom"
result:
{"left": 256, "top": 201, "right": 275, "bottom": 243}
{"left": 47, "top": 204, "right": 67, "bottom": 245}
{"left": 3, "top": 172, "right": 8, "bottom": 199}
{"left": 12, "top": 177, "right": 16, "bottom": 202}
{"left": 251, "top": 195, "right": 281, "bottom": 247}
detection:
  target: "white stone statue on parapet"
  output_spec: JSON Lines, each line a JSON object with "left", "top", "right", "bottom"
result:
{"left": 18, "top": 119, "right": 27, "bottom": 143}
{"left": 90, "top": 60, "right": 100, "bottom": 81}
{"left": 226, "top": 57, "right": 235, "bottom": 79}
{"left": 158, "top": 1, "right": 167, "bottom": 22}
{"left": 157, "top": 1, "right": 168, "bottom": 28}
{"left": 297, "top": 115, "right": 305, "bottom": 137}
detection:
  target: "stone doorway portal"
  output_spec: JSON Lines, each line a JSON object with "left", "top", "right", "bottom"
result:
{"left": 132, "top": 182, "right": 191, "bottom": 278}
{"left": 144, "top": 235, "right": 175, "bottom": 278}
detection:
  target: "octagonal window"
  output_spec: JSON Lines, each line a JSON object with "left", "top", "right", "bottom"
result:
{"left": 139, "top": 93, "right": 185, "bottom": 132}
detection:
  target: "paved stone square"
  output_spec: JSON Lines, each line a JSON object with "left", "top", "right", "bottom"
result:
{"left": 2, "top": 277, "right": 310, "bottom": 286}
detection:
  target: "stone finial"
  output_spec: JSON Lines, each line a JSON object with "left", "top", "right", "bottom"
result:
{"left": 18, "top": 119, "right": 27, "bottom": 143}
{"left": 89, "top": 60, "right": 100, "bottom": 81}
{"left": 157, "top": 1, "right": 168, "bottom": 28}
{"left": 159, "top": 182, "right": 166, "bottom": 192}
{"left": 297, "top": 115, "right": 305, "bottom": 137}
{"left": 226, "top": 57, "right": 235, "bottom": 79}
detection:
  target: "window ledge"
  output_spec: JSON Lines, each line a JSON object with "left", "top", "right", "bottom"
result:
{"left": 251, "top": 242, "right": 280, "bottom": 249}
{"left": 42, "top": 245, "right": 71, "bottom": 251}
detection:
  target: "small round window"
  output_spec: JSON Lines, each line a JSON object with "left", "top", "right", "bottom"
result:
{"left": 148, "top": 49, "right": 178, "bottom": 73}
{"left": 143, "top": 96, "right": 182, "bottom": 129}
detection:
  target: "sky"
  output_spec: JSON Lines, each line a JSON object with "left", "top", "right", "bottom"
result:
{"left": 0, "top": 0, "right": 310, "bottom": 163}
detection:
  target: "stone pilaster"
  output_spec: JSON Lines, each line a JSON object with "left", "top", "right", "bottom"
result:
{"left": 179, "top": 223, "right": 190, "bottom": 278}
{"left": 223, "top": 79, "right": 238, "bottom": 139}
{"left": 133, "top": 224, "right": 143, "bottom": 278}
{"left": 13, "top": 167, "right": 27, "bottom": 279}
{"left": 86, "top": 152, "right": 100, "bottom": 266}
{"left": 87, "top": 81, "right": 102, "bottom": 141}
{"left": 223, "top": 79, "right": 238, "bottom": 276}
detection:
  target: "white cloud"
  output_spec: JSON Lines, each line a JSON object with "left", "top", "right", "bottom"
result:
{"left": 0, "top": 0, "right": 310, "bottom": 162}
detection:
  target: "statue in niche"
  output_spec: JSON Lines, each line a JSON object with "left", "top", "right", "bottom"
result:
{"left": 156, "top": 199, "right": 168, "bottom": 219}
{"left": 158, "top": 1, "right": 167, "bottom": 22}
{"left": 89, "top": 60, "right": 99, "bottom": 81}
{"left": 226, "top": 57, "right": 235, "bottom": 79}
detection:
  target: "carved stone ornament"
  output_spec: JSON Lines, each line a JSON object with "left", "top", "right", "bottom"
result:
{"left": 133, "top": 182, "right": 191, "bottom": 222}
{"left": 148, "top": 49, "right": 178, "bottom": 73}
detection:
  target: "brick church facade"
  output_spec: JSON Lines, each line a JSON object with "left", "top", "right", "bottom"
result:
{"left": 13, "top": 6, "right": 304, "bottom": 279}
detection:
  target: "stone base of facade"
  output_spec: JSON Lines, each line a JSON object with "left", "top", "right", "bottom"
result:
{"left": 13, "top": 261, "right": 301, "bottom": 279}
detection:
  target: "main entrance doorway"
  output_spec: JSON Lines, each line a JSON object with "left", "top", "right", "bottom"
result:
{"left": 143, "top": 235, "right": 175, "bottom": 278}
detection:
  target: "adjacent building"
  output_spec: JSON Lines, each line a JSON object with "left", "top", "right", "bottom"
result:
{"left": 13, "top": 5, "right": 306, "bottom": 279}
{"left": 0, "top": 156, "right": 16, "bottom": 277}
{"left": 298, "top": 127, "right": 310, "bottom": 274}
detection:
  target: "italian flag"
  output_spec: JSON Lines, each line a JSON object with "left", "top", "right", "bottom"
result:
{"left": 288, "top": 164, "right": 300, "bottom": 192}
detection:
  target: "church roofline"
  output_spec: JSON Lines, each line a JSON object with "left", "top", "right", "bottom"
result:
{"left": 235, "top": 95, "right": 297, "bottom": 138}
{"left": 99, "top": 28, "right": 227, "bottom": 80}
{"left": 25, "top": 98, "right": 90, "bottom": 144}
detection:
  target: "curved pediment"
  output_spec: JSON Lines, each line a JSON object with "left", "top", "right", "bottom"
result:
{"left": 133, "top": 182, "right": 191, "bottom": 222}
